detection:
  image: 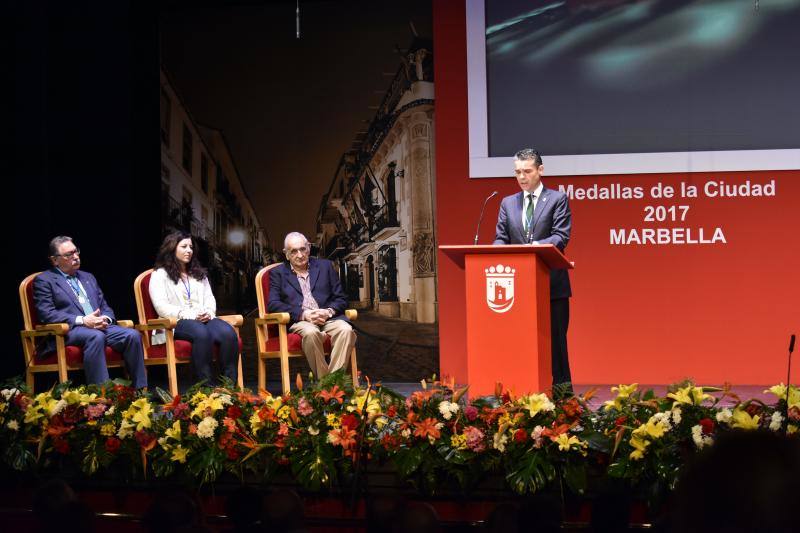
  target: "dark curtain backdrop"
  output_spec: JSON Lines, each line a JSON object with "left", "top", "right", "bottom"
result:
{"left": 8, "top": 1, "right": 161, "bottom": 380}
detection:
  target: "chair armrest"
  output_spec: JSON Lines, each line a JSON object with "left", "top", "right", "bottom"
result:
{"left": 35, "top": 323, "right": 69, "bottom": 335}
{"left": 345, "top": 309, "right": 358, "bottom": 321}
{"left": 147, "top": 317, "right": 177, "bottom": 329}
{"left": 218, "top": 314, "right": 244, "bottom": 327}
{"left": 117, "top": 320, "right": 134, "bottom": 328}
{"left": 256, "top": 312, "right": 291, "bottom": 325}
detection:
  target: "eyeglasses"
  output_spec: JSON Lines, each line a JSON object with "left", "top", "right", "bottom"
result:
{"left": 54, "top": 248, "right": 80, "bottom": 259}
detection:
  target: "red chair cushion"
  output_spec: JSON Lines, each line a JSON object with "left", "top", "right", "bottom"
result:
{"left": 264, "top": 333, "right": 331, "bottom": 353}
{"left": 35, "top": 345, "right": 124, "bottom": 366}
{"left": 138, "top": 272, "right": 160, "bottom": 321}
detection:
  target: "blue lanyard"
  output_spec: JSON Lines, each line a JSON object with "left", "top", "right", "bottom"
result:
{"left": 180, "top": 276, "right": 191, "bottom": 300}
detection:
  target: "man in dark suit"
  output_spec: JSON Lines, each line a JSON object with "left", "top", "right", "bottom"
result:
{"left": 494, "top": 148, "right": 573, "bottom": 386}
{"left": 268, "top": 232, "right": 356, "bottom": 378}
{"left": 33, "top": 236, "right": 147, "bottom": 388}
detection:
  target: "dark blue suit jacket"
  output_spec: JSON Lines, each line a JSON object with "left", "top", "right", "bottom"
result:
{"left": 493, "top": 187, "right": 572, "bottom": 299}
{"left": 33, "top": 268, "right": 117, "bottom": 352}
{"left": 267, "top": 258, "right": 349, "bottom": 326}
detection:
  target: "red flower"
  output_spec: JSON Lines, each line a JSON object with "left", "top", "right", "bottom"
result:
{"left": 387, "top": 405, "right": 398, "bottom": 418}
{"left": 341, "top": 414, "right": 359, "bottom": 431}
{"left": 227, "top": 405, "right": 242, "bottom": 419}
{"left": 562, "top": 398, "right": 583, "bottom": 418}
{"left": 699, "top": 418, "right": 714, "bottom": 435}
{"left": 614, "top": 415, "right": 628, "bottom": 428}
{"left": 225, "top": 447, "right": 240, "bottom": 460}
{"left": 53, "top": 438, "right": 70, "bottom": 455}
{"left": 381, "top": 434, "right": 401, "bottom": 450}
{"left": 328, "top": 426, "right": 358, "bottom": 450}
{"left": 105, "top": 437, "right": 121, "bottom": 454}
{"left": 788, "top": 406, "right": 800, "bottom": 422}
{"left": 513, "top": 428, "right": 528, "bottom": 443}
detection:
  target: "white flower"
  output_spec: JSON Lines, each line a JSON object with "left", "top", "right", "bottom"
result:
{"left": 1, "top": 388, "right": 20, "bottom": 401}
{"left": 531, "top": 425, "right": 545, "bottom": 448}
{"left": 493, "top": 432, "right": 509, "bottom": 452}
{"left": 716, "top": 408, "right": 733, "bottom": 424}
{"left": 401, "top": 428, "right": 411, "bottom": 438}
{"left": 438, "top": 401, "right": 459, "bottom": 420}
{"left": 50, "top": 399, "right": 67, "bottom": 416}
{"left": 308, "top": 426, "right": 320, "bottom": 436}
{"left": 117, "top": 419, "right": 135, "bottom": 440}
{"left": 691, "top": 425, "right": 712, "bottom": 449}
{"left": 652, "top": 411, "right": 673, "bottom": 429}
{"left": 769, "top": 411, "right": 784, "bottom": 432}
{"left": 671, "top": 407, "right": 682, "bottom": 424}
{"left": 218, "top": 394, "right": 233, "bottom": 406}
{"left": 106, "top": 406, "right": 115, "bottom": 416}
{"left": 196, "top": 417, "right": 218, "bottom": 439}
{"left": 6, "top": 420, "right": 19, "bottom": 431}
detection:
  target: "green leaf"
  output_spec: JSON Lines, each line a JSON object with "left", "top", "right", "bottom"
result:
{"left": 393, "top": 446, "right": 425, "bottom": 478}
{"left": 563, "top": 462, "right": 587, "bottom": 494}
{"left": 504, "top": 452, "right": 556, "bottom": 495}
{"left": 290, "top": 445, "right": 336, "bottom": 491}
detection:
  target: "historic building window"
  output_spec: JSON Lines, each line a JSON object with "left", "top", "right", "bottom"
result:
{"left": 160, "top": 89, "right": 171, "bottom": 146}
{"left": 377, "top": 245, "right": 398, "bottom": 302}
{"left": 182, "top": 123, "right": 193, "bottom": 174}
{"left": 200, "top": 153, "right": 209, "bottom": 194}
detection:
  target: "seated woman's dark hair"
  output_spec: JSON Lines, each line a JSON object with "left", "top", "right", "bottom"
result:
{"left": 154, "top": 231, "right": 207, "bottom": 283}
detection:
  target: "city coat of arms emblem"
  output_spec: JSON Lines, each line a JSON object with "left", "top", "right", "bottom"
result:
{"left": 486, "top": 264, "right": 515, "bottom": 313}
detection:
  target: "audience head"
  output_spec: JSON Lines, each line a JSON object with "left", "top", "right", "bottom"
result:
{"left": 667, "top": 429, "right": 800, "bottom": 532}
{"left": 155, "top": 231, "right": 207, "bottom": 282}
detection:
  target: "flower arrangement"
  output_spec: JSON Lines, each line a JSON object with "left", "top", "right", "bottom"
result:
{"left": 0, "top": 375, "right": 797, "bottom": 498}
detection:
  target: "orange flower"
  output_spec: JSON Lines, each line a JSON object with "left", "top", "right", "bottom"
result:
{"left": 328, "top": 426, "right": 358, "bottom": 449}
{"left": 413, "top": 417, "right": 442, "bottom": 440}
{"left": 542, "top": 422, "right": 572, "bottom": 441}
{"left": 318, "top": 385, "right": 346, "bottom": 404}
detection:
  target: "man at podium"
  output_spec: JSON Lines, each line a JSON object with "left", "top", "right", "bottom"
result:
{"left": 493, "top": 148, "right": 573, "bottom": 387}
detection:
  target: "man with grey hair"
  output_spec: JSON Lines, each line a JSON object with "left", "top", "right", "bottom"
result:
{"left": 267, "top": 232, "right": 356, "bottom": 378}
{"left": 33, "top": 236, "right": 147, "bottom": 388}
{"left": 494, "top": 149, "right": 573, "bottom": 388}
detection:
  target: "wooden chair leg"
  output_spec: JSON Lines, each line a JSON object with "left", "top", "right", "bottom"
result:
{"left": 280, "top": 353, "right": 291, "bottom": 395}
{"left": 258, "top": 355, "right": 266, "bottom": 392}
{"left": 350, "top": 347, "right": 359, "bottom": 387}
{"left": 166, "top": 332, "right": 178, "bottom": 397}
{"left": 237, "top": 353, "right": 244, "bottom": 390}
{"left": 55, "top": 337, "right": 68, "bottom": 383}
{"left": 26, "top": 369, "right": 34, "bottom": 393}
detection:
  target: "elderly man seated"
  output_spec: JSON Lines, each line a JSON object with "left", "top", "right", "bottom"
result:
{"left": 267, "top": 232, "right": 356, "bottom": 378}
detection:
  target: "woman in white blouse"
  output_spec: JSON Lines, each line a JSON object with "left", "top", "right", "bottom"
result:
{"left": 149, "top": 231, "right": 238, "bottom": 384}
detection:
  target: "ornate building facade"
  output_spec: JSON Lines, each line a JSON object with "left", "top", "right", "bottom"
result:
{"left": 160, "top": 66, "right": 272, "bottom": 311}
{"left": 315, "top": 40, "right": 436, "bottom": 323}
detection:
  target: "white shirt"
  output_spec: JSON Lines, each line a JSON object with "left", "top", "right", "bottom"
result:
{"left": 521, "top": 182, "right": 544, "bottom": 230}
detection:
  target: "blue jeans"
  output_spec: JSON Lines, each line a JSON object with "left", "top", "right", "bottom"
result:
{"left": 174, "top": 318, "right": 238, "bottom": 384}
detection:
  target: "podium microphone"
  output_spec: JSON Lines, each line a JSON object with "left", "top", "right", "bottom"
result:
{"left": 784, "top": 334, "right": 795, "bottom": 435}
{"left": 473, "top": 191, "right": 498, "bottom": 245}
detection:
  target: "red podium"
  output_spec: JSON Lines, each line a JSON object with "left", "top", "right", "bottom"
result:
{"left": 439, "top": 245, "right": 574, "bottom": 397}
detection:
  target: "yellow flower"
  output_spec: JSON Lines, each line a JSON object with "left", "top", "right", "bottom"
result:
{"left": 788, "top": 425, "right": 797, "bottom": 435}
{"left": 189, "top": 392, "right": 208, "bottom": 406}
{"left": 0, "top": 403, "right": 7, "bottom": 414}
{"left": 450, "top": 433, "right": 468, "bottom": 450}
{"left": 348, "top": 390, "right": 382, "bottom": 419}
{"left": 603, "top": 384, "right": 638, "bottom": 411}
{"left": 100, "top": 424, "right": 116, "bottom": 436}
{"left": 629, "top": 436, "right": 650, "bottom": 460}
{"left": 24, "top": 392, "right": 59, "bottom": 424}
{"left": 764, "top": 384, "right": 800, "bottom": 410}
{"left": 731, "top": 407, "right": 760, "bottom": 430}
{"left": 171, "top": 445, "right": 189, "bottom": 463}
{"left": 62, "top": 390, "right": 97, "bottom": 405}
{"left": 249, "top": 413, "right": 263, "bottom": 435}
{"left": 277, "top": 405, "right": 292, "bottom": 421}
{"left": 517, "top": 393, "right": 555, "bottom": 417}
{"left": 165, "top": 420, "right": 182, "bottom": 442}
{"left": 667, "top": 385, "right": 712, "bottom": 406}
{"left": 190, "top": 395, "right": 224, "bottom": 419}
{"left": 554, "top": 433, "right": 584, "bottom": 452}
{"left": 124, "top": 398, "right": 153, "bottom": 431}
{"left": 326, "top": 413, "right": 341, "bottom": 429}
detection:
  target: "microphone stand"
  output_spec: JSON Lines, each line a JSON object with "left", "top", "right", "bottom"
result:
{"left": 473, "top": 191, "right": 498, "bottom": 245}
{"left": 784, "top": 334, "right": 795, "bottom": 435}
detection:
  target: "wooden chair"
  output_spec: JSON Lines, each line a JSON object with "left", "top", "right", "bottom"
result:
{"left": 133, "top": 269, "right": 244, "bottom": 396}
{"left": 254, "top": 263, "right": 358, "bottom": 394}
{"left": 19, "top": 272, "right": 130, "bottom": 393}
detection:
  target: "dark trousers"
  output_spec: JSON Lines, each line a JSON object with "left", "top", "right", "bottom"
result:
{"left": 551, "top": 297, "right": 572, "bottom": 386}
{"left": 65, "top": 324, "right": 147, "bottom": 388}
{"left": 174, "top": 318, "right": 239, "bottom": 384}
